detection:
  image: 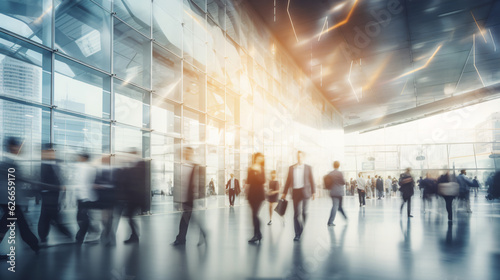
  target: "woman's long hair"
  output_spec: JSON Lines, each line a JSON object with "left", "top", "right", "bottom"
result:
{"left": 252, "top": 152, "right": 265, "bottom": 169}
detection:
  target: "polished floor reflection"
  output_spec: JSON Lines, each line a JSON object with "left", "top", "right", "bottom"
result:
{"left": 1, "top": 192, "right": 499, "bottom": 280}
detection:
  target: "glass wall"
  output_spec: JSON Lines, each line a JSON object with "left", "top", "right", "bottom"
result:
{"left": 0, "top": 0, "right": 342, "bottom": 213}
{"left": 344, "top": 99, "right": 500, "bottom": 186}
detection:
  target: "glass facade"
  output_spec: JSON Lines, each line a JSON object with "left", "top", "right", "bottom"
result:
{"left": 0, "top": 0, "right": 342, "bottom": 213}
{"left": 344, "top": 99, "right": 500, "bottom": 186}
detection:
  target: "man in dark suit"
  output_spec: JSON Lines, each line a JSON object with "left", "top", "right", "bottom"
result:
{"left": 225, "top": 173, "right": 240, "bottom": 207}
{"left": 117, "top": 148, "right": 147, "bottom": 244}
{"left": 0, "top": 137, "right": 39, "bottom": 257}
{"left": 376, "top": 175, "right": 384, "bottom": 199}
{"left": 172, "top": 146, "right": 206, "bottom": 246}
{"left": 281, "top": 151, "right": 315, "bottom": 241}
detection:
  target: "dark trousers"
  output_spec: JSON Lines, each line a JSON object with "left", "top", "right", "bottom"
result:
{"left": 250, "top": 200, "right": 263, "bottom": 237}
{"left": 0, "top": 204, "right": 39, "bottom": 252}
{"left": 38, "top": 201, "right": 72, "bottom": 242}
{"left": 124, "top": 202, "right": 140, "bottom": 238}
{"left": 76, "top": 200, "right": 97, "bottom": 243}
{"left": 292, "top": 189, "right": 309, "bottom": 237}
{"left": 401, "top": 196, "right": 412, "bottom": 216}
{"left": 228, "top": 189, "right": 235, "bottom": 205}
{"left": 377, "top": 189, "right": 383, "bottom": 199}
{"left": 358, "top": 189, "right": 366, "bottom": 205}
{"left": 443, "top": 196, "right": 454, "bottom": 220}
{"left": 328, "top": 196, "right": 347, "bottom": 224}
{"left": 176, "top": 202, "right": 193, "bottom": 243}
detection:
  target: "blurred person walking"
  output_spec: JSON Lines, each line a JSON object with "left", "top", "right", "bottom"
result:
{"left": 267, "top": 170, "right": 280, "bottom": 225}
{"left": 420, "top": 173, "right": 438, "bottom": 213}
{"left": 38, "top": 144, "right": 73, "bottom": 245}
{"left": 386, "top": 176, "right": 392, "bottom": 197}
{"left": 376, "top": 175, "right": 384, "bottom": 199}
{"left": 74, "top": 152, "right": 98, "bottom": 244}
{"left": 350, "top": 178, "right": 356, "bottom": 196}
{"left": 172, "top": 147, "right": 206, "bottom": 246}
{"left": 0, "top": 137, "right": 39, "bottom": 257}
{"left": 117, "top": 149, "right": 147, "bottom": 244}
{"left": 325, "top": 161, "right": 347, "bottom": 226}
{"left": 399, "top": 168, "right": 415, "bottom": 218}
{"left": 365, "top": 175, "right": 372, "bottom": 199}
{"left": 357, "top": 173, "right": 366, "bottom": 207}
{"left": 456, "top": 169, "right": 474, "bottom": 213}
{"left": 391, "top": 177, "right": 398, "bottom": 197}
{"left": 225, "top": 174, "right": 240, "bottom": 207}
{"left": 247, "top": 153, "right": 266, "bottom": 243}
{"left": 94, "top": 155, "right": 118, "bottom": 246}
{"left": 437, "top": 170, "right": 459, "bottom": 221}
{"left": 472, "top": 176, "right": 480, "bottom": 197}
{"left": 281, "top": 151, "right": 315, "bottom": 242}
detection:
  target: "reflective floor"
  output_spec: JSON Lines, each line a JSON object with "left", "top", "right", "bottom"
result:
{"left": 1, "top": 192, "right": 499, "bottom": 280}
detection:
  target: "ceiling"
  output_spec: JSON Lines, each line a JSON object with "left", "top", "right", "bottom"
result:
{"left": 248, "top": 0, "right": 500, "bottom": 130}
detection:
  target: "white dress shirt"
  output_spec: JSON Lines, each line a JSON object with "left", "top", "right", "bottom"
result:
{"left": 293, "top": 164, "right": 305, "bottom": 189}
{"left": 230, "top": 178, "right": 235, "bottom": 189}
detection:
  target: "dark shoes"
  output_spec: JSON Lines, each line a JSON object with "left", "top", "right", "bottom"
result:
{"left": 293, "top": 236, "right": 301, "bottom": 242}
{"left": 171, "top": 240, "right": 186, "bottom": 246}
{"left": 327, "top": 223, "right": 335, "bottom": 227}
{"left": 248, "top": 235, "right": 262, "bottom": 243}
{"left": 124, "top": 235, "right": 139, "bottom": 244}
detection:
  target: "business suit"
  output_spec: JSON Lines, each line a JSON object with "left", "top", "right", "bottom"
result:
{"left": 283, "top": 164, "right": 315, "bottom": 239}
{"left": 326, "top": 169, "right": 347, "bottom": 225}
{"left": 38, "top": 161, "right": 72, "bottom": 243}
{"left": 174, "top": 164, "right": 205, "bottom": 244}
{"left": 225, "top": 178, "right": 240, "bottom": 206}
{"left": 0, "top": 155, "right": 39, "bottom": 253}
{"left": 247, "top": 168, "right": 266, "bottom": 238}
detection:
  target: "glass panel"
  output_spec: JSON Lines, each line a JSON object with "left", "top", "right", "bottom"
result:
{"left": 55, "top": 1, "right": 111, "bottom": 72}
{"left": 207, "top": 0, "right": 225, "bottom": 29}
{"left": 151, "top": 134, "right": 176, "bottom": 213}
{"left": 183, "top": 2, "right": 207, "bottom": 69}
{"left": 475, "top": 143, "right": 496, "bottom": 169}
{"left": 113, "top": 0, "right": 151, "bottom": 37}
{"left": 183, "top": 108, "right": 205, "bottom": 143}
{"left": 191, "top": 0, "right": 206, "bottom": 11}
{"left": 225, "top": 38, "right": 240, "bottom": 92}
{"left": 207, "top": 18, "right": 225, "bottom": 82}
{"left": 0, "top": 100, "right": 50, "bottom": 162}
{"left": 113, "top": 124, "right": 149, "bottom": 156}
{"left": 0, "top": 0, "right": 52, "bottom": 46}
{"left": 114, "top": 80, "right": 150, "bottom": 128}
{"left": 152, "top": 44, "right": 182, "bottom": 102}
{"left": 0, "top": 32, "right": 51, "bottom": 104}
{"left": 53, "top": 111, "right": 110, "bottom": 153}
{"left": 226, "top": 91, "right": 238, "bottom": 125}
{"left": 207, "top": 78, "right": 224, "bottom": 119}
{"left": 54, "top": 55, "right": 111, "bottom": 119}
{"left": 207, "top": 118, "right": 224, "bottom": 146}
{"left": 448, "top": 144, "right": 476, "bottom": 169}
{"left": 152, "top": 0, "right": 182, "bottom": 56}
{"left": 114, "top": 20, "right": 151, "bottom": 88}
{"left": 183, "top": 62, "right": 206, "bottom": 111}
{"left": 151, "top": 95, "right": 181, "bottom": 135}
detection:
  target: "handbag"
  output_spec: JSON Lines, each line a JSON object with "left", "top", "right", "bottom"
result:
{"left": 274, "top": 199, "right": 288, "bottom": 216}
{"left": 438, "top": 182, "right": 460, "bottom": 196}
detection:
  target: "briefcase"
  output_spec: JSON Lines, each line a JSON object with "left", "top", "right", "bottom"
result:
{"left": 274, "top": 199, "right": 288, "bottom": 216}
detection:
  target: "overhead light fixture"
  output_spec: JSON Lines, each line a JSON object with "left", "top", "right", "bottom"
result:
{"left": 471, "top": 11, "right": 487, "bottom": 43}
{"left": 287, "top": 0, "right": 299, "bottom": 42}
{"left": 348, "top": 61, "right": 360, "bottom": 102}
